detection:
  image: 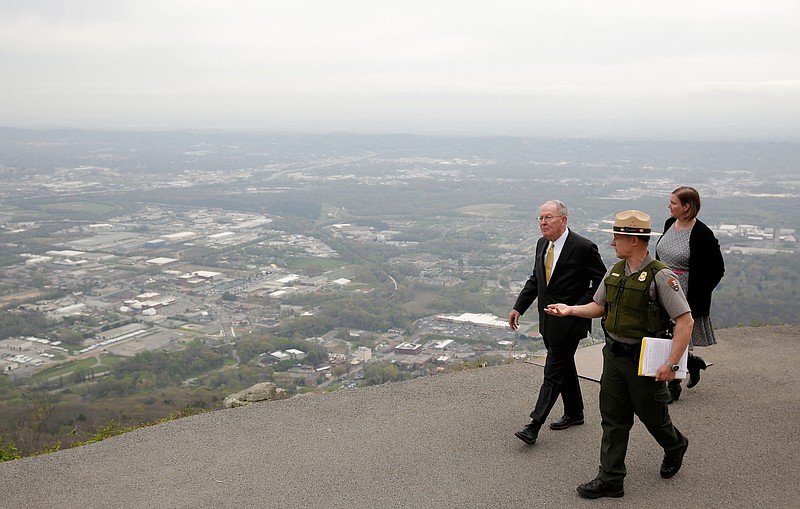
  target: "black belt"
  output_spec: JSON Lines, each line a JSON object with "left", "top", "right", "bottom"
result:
{"left": 606, "top": 336, "right": 641, "bottom": 358}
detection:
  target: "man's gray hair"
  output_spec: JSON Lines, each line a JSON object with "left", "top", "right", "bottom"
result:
{"left": 543, "top": 200, "right": 568, "bottom": 217}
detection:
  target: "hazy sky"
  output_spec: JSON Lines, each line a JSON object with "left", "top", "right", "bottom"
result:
{"left": 1, "top": 0, "right": 799, "bottom": 139}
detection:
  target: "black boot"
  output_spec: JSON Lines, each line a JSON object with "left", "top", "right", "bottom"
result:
{"left": 687, "top": 354, "right": 707, "bottom": 389}
{"left": 668, "top": 379, "right": 682, "bottom": 404}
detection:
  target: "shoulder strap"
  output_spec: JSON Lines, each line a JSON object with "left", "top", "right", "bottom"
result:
{"left": 644, "top": 259, "right": 669, "bottom": 273}
{"left": 644, "top": 259, "right": 675, "bottom": 338}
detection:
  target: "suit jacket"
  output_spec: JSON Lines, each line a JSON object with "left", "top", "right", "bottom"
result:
{"left": 513, "top": 230, "right": 607, "bottom": 345}
{"left": 658, "top": 217, "right": 724, "bottom": 317}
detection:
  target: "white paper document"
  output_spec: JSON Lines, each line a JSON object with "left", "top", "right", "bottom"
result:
{"left": 637, "top": 337, "right": 688, "bottom": 379}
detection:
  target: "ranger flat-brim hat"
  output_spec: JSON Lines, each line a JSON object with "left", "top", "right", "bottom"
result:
{"left": 601, "top": 209, "right": 662, "bottom": 236}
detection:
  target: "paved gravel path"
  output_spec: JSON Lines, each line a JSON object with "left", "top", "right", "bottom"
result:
{"left": 2, "top": 325, "right": 799, "bottom": 508}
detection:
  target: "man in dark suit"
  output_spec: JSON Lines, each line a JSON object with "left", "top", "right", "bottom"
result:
{"left": 509, "top": 200, "right": 606, "bottom": 445}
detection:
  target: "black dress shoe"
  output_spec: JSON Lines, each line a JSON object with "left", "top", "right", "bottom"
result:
{"left": 576, "top": 477, "right": 624, "bottom": 499}
{"left": 549, "top": 414, "right": 585, "bottom": 430}
{"left": 514, "top": 424, "right": 540, "bottom": 445}
{"left": 661, "top": 436, "right": 689, "bottom": 479}
{"left": 687, "top": 354, "right": 708, "bottom": 388}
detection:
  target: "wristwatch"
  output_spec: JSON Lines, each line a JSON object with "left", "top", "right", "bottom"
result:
{"left": 665, "top": 362, "right": 679, "bottom": 372}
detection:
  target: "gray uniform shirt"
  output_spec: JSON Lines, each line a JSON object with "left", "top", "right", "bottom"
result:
{"left": 593, "top": 252, "right": 691, "bottom": 344}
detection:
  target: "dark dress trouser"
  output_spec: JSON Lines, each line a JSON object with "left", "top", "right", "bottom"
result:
{"left": 529, "top": 336, "right": 583, "bottom": 425}
{"left": 598, "top": 341, "right": 686, "bottom": 483}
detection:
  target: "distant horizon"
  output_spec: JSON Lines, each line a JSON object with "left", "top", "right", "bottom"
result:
{"left": 2, "top": 123, "right": 798, "bottom": 144}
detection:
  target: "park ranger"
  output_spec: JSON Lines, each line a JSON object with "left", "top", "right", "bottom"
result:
{"left": 545, "top": 210, "right": 693, "bottom": 499}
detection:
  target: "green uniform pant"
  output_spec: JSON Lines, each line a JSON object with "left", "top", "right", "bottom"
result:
{"left": 598, "top": 341, "right": 686, "bottom": 483}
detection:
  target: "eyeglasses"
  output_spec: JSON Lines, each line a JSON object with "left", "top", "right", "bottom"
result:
{"left": 537, "top": 214, "right": 564, "bottom": 223}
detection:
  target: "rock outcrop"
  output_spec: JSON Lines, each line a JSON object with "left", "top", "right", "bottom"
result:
{"left": 223, "top": 381, "right": 289, "bottom": 408}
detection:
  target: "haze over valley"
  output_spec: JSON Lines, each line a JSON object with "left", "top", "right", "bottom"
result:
{"left": 1, "top": 128, "right": 798, "bottom": 457}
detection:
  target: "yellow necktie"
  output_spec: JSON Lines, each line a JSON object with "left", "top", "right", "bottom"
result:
{"left": 545, "top": 242, "right": 554, "bottom": 285}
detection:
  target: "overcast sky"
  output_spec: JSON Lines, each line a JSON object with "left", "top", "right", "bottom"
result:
{"left": 1, "top": 0, "right": 799, "bottom": 140}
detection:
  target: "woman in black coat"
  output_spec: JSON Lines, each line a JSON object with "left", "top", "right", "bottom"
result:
{"left": 656, "top": 186, "right": 725, "bottom": 402}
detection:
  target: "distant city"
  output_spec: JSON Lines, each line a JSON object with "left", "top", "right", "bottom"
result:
{"left": 1, "top": 129, "right": 798, "bottom": 389}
